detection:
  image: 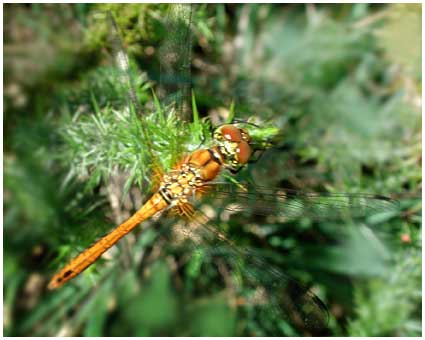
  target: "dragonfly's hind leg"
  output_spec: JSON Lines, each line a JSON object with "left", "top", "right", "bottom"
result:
{"left": 170, "top": 202, "right": 196, "bottom": 219}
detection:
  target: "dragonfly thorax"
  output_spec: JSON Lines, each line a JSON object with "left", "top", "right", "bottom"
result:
{"left": 213, "top": 124, "right": 252, "bottom": 171}
{"left": 157, "top": 124, "right": 255, "bottom": 209}
{"left": 158, "top": 163, "right": 204, "bottom": 206}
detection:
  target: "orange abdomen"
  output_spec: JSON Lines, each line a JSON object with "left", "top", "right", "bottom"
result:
{"left": 48, "top": 192, "right": 167, "bottom": 289}
{"left": 48, "top": 147, "right": 225, "bottom": 289}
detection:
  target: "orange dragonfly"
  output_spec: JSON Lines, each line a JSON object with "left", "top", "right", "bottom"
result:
{"left": 48, "top": 123, "right": 256, "bottom": 289}
{"left": 48, "top": 6, "right": 406, "bottom": 330}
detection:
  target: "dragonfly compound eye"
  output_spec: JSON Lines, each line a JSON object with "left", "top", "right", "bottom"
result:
{"left": 235, "top": 140, "right": 252, "bottom": 164}
{"left": 219, "top": 125, "right": 242, "bottom": 142}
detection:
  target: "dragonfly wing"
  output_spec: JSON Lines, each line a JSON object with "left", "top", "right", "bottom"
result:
{"left": 169, "top": 209, "right": 329, "bottom": 332}
{"left": 159, "top": 4, "right": 193, "bottom": 121}
{"left": 106, "top": 12, "right": 143, "bottom": 116}
{"left": 208, "top": 183, "right": 400, "bottom": 222}
{"left": 106, "top": 11, "right": 162, "bottom": 172}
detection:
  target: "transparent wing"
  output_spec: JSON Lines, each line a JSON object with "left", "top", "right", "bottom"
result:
{"left": 169, "top": 209, "right": 329, "bottom": 332}
{"left": 105, "top": 11, "right": 162, "bottom": 167}
{"left": 207, "top": 183, "right": 400, "bottom": 222}
{"left": 158, "top": 4, "right": 193, "bottom": 121}
{"left": 106, "top": 11, "right": 143, "bottom": 116}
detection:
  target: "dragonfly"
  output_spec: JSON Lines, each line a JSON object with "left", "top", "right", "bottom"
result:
{"left": 48, "top": 5, "right": 406, "bottom": 331}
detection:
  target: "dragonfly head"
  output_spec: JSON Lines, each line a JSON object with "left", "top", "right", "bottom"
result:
{"left": 213, "top": 124, "right": 252, "bottom": 172}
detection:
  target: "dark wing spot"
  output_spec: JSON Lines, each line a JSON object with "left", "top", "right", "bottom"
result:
{"left": 374, "top": 194, "right": 391, "bottom": 201}
{"left": 63, "top": 270, "right": 73, "bottom": 278}
{"left": 57, "top": 277, "right": 62, "bottom": 282}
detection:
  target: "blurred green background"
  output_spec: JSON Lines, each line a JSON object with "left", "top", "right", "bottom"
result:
{"left": 4, "top": 3, "right": 421, "bottom": 336}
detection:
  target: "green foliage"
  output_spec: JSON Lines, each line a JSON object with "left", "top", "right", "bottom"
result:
{"left": 121, "top": 262, "right": 178, "bottom": 336}
{"left": 377, "top": 4, "right": 421, "bottom": 79}
{"left": 348, "top": 242, "right": 421, "bottom": 336}
{"left": 4, "top": 3, "right": 421, "bottom": 337}
{"left": 59, "top": 81, "right": 214, "bottom": 196}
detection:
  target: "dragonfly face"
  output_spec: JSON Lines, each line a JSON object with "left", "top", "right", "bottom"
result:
{"left": 213, "top": 124, "right": 252, "bottom": 172}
